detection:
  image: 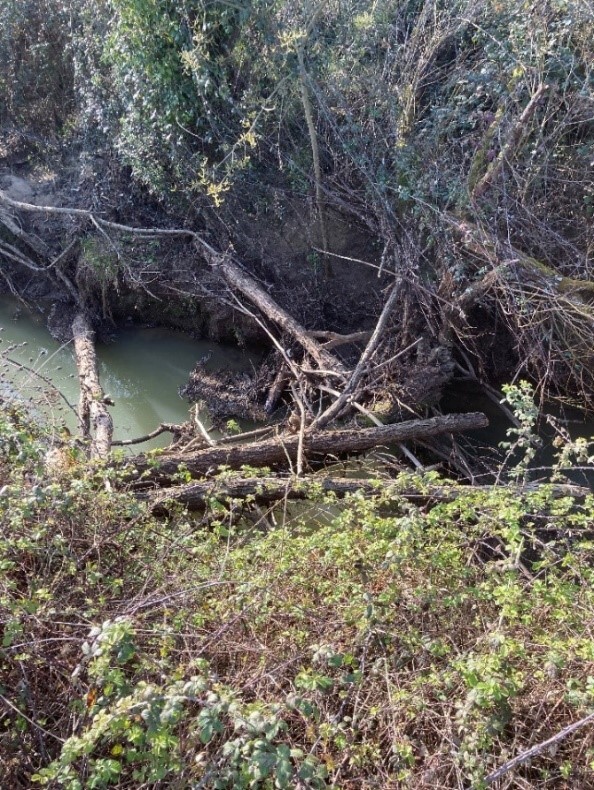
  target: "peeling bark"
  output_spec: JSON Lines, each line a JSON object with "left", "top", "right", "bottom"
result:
{"left": 72, "top": 313, "right": 113, "bottom": 459}
{"left": 127, "top": 412, "right": 488, "bottom": 486}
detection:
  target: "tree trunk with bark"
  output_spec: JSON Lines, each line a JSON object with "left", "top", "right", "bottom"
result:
{"left": 126, "top": 412, "right": 488, "bottom": 486}
{"left": 72, "top": 312, "right": 113, "bottom": 459}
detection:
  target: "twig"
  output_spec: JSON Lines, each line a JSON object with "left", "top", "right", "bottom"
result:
{"left": 369, "top": 337, "right": 422, "bottom": 373}
{"left": 112, "top": 423, "right": 182, "bottom": 447}
{"left": 4, "top": 354, "right": 80, "bottom": 424}
{"left": 0, "top": 692, "right": 65, "bottom": 744}
{"left": 307, "top": 329, "right": 373, "bottom": 349}
{"left": 290, "top": 383, "right": 307, "bottom": 476}
{"left": 481, "top": 710, "right": 594, "bottom": 787}
{"left": 193, "top": 403, "right": 216, "bottom": 446}
{"left": 217, "top": 425, "right": 276, "bottom": 445}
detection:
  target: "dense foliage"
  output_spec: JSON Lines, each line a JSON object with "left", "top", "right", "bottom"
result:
{"left": 0, "top": 0, "right": 74, "bottom": 137}
{"left": 2, "top": 398, "right": 594, "bottom": 787}
{"left": 2, "top": 5, "right": 594, "bottom": 783}
{"left": 2, "top": 0, "right": 594, "bottom": 405}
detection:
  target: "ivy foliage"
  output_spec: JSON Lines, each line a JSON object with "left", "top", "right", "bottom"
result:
{"left": 86, "top": 0, "right": 285, "bottom": 199}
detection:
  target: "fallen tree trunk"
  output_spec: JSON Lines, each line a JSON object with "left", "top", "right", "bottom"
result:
{"left": 126, "top": 412, "right": 489, "bottom": 485}
{"left": 72, "top": 313, "right": 113, "bottom": 459}
{"left": 141, "top": 475, "right": 589, "bottom": 514}
{"left": 203, "top": 246, "right": 348, "bottom": 376}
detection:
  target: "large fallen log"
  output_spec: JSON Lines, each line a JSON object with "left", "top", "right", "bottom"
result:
{"left": 141, "top": 475, "right": 589, "bottom": 514}
{"left": 72, "top": 313, "right": 113, "bottom": 459}
{"left": 126, "top": 412, "right": 489, "bottom": 486}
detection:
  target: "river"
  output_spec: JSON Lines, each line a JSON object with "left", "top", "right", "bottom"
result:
{"left": 1, "top": 295, "right": 593, "bottom": 484}
{"left": 0, "top": 297, "right": 254, "bottom": 450}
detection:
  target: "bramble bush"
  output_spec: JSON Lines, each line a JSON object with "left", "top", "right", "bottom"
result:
{"left": 3, "top": 389, "right": 594, "bottom": 787}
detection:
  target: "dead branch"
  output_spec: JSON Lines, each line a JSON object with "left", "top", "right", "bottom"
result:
{"left": 140, "top": 475, "right": 588, "bottom": 514}
{"left": 0, "top": 208, "right": 50, "bottom": 258}
{"left": 0, "top": 238, "right": 46, "bottom": 272}
{"left": 307, "top": 329, "right": 373, "bottom": 349}
{"left": 472, "top": 83, "right": 547, "bottom": 200}
{"left": 112, "top": 423, "right": 184, "bottom": 447}
{"left": 205, "top": 247, "right": 348, "bottom": 376}
{"left": 126, "top": 412, "right": 489, "bottom": 486}
{"left": 218, "top": 425, "right": 277, "bottom": 445}
{"left": 481, "top": 710, "right": 594, "bottom": 787}
{"left": 0, "top": 190, "right": 195, "bottom": 240}
{"left": 312, "top": 280, "right": 402, "bottom": 429}
{"left": 265, "top": 365, "right": 290, "bottom": 414}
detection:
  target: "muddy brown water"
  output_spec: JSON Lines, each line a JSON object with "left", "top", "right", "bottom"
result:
{"left": 0, "top": 297, "right": 256, "bottom": 451}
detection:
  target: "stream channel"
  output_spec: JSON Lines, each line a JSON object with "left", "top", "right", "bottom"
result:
{"left": 0, "top": 296, "right": 255, "bottom": 451}
{"left": 1, "top": 294, "right": 594, "bottom": 486}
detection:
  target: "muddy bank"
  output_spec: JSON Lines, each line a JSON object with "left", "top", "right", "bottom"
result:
{"left": 0, "top": 161, "right": 385, "bottom": 346}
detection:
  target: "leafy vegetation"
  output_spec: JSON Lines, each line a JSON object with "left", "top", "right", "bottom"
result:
{"left": 2, "top": 393, "right": 594, "bottom": 787}
{"left": 2, "top": 3, "right": 594, "bottom": 784}
{"left": 2, "top": 0, "right": 594, "bottom": 405}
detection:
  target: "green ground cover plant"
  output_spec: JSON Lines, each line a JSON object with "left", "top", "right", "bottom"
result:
{"left": 2, "top": 393, "right": 594, "bottom": 787}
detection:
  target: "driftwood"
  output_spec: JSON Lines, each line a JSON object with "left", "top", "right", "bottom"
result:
{"left": 141, "top": 476, "right": 589, "bottom": 514}
{"left": 127, "top": 412, "right": 489, "bottom": 485}
{"left": 72, "top": 313, "right": 113, "bottom": 459}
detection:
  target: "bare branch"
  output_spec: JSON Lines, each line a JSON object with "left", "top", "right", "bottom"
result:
{"left": 311, "top": 279, "right": 402, "bottom": 429}
{"left": 482, "top": 710, "right": 594, "bottom": 787}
